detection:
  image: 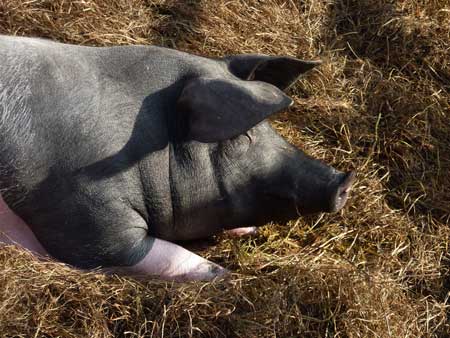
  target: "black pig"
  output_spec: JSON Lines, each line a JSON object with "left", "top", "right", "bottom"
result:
{"left": 0, "top": 36, "right": 354, "bottom": 281}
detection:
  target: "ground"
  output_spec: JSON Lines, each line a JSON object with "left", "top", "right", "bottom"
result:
{"left": 0, "top": 0, "right": 449, "bottom": 337}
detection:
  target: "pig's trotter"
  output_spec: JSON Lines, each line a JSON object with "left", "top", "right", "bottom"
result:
{"left": 225, "top": 226, "right": 258, "bottom": 237}
{"left": 117, "top": 237, "right": 229, "bottom": 282}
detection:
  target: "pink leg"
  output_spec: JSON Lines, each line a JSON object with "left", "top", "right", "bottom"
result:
{"left": 225, "top": 226, "right": 258, "bottom": 237}
{"left": 116, "top": 237, "right": 229, "bottom": 282}
{"left": 0, "top": 194, "right": 227, "bottom": 281}
{"left": 0, "top": 194, "right": 48, "bottom": 256}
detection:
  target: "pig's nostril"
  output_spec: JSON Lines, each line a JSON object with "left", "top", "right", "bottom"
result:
{"left": 340, "top": 186, "right": 352, "bottom": 196}
{"left": 341, "top": 171, "right": 356, "bottom": 188}
{"left": 330, "top": 171, "right": 356, "bottom": 212}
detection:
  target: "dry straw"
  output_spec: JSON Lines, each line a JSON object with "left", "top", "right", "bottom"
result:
{"left": 0, "top": 0, "right": 449, "bottom": 337}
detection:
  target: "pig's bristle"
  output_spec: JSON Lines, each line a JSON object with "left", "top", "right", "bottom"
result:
{"left": 1, "top": 0, "right": 449, "bottom": 337}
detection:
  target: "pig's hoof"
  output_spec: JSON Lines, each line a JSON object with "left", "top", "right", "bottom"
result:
{"left": 201, "top": 262, "right": 230, "bottom": 281}
{"left": 179, "top": 262, "right": 229, "bottom": 282}
{"left": 209, "top": 263, "right": 230, "bottom": 279}
{"left": 225, "top": 226, "right": 258, "bottom": 237}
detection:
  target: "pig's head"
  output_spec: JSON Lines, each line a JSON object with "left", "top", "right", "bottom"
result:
{"left": 170, "top": 54, "right": 355, "bottom": 236}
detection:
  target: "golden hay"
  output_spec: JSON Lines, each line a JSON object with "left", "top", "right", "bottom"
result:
{"left": 0, "top": 0, "right": 449, "bottom": 336}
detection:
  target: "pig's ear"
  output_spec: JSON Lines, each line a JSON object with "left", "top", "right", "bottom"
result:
{"left": 225, "top": 55, "right": 321, "bottom": 91}
{"left": 177, "top": 77, "right": 293, "bottom": 142}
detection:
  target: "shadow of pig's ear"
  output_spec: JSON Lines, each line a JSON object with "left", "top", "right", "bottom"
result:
{"left": 177, "top": 77, "right": 293, "bottom": 143}
{"left": 225, "top": 55, "right": 322, "bottom": 91}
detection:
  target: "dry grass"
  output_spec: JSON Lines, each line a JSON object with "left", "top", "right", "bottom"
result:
{"left": 0, "top": 0, "right": 449, "bottom": 337}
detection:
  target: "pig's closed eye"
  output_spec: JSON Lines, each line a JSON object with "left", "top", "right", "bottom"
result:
{"left": 224, "top": 132, "right": 251, "bottom": 158}
{"left": 243, "top": 131, "right": 252, "bottom": 143}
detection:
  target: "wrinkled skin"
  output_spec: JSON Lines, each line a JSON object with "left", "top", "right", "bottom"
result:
{"left": 0, "top": 36, "right": 354, "bottom": 281}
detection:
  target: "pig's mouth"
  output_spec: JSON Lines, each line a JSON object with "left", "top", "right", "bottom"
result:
{"left": 260, "top": 170, "right": 355, "bottom": 219}
{"left": 288, "top": 171, "right": 356, "bottom": 215}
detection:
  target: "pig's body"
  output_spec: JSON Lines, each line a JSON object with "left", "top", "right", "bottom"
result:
{"left": 0, "top": 35, "right": 354, "bottom": 280}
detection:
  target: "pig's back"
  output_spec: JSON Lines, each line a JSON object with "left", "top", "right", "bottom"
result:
{"left": 0, "top": 36, "right": 135, "bottom": 201}
{"left": 0, "top": 36, "right": 176, "bottom": 219}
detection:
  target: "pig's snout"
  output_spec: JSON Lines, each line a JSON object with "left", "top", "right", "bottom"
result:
{"left": 329, "top": 171, "right": 356, "bottom": 212}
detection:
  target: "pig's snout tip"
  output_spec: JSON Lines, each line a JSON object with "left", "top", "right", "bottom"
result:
{"left": 330, "top": 171, "right": 356, "bottom": 212}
